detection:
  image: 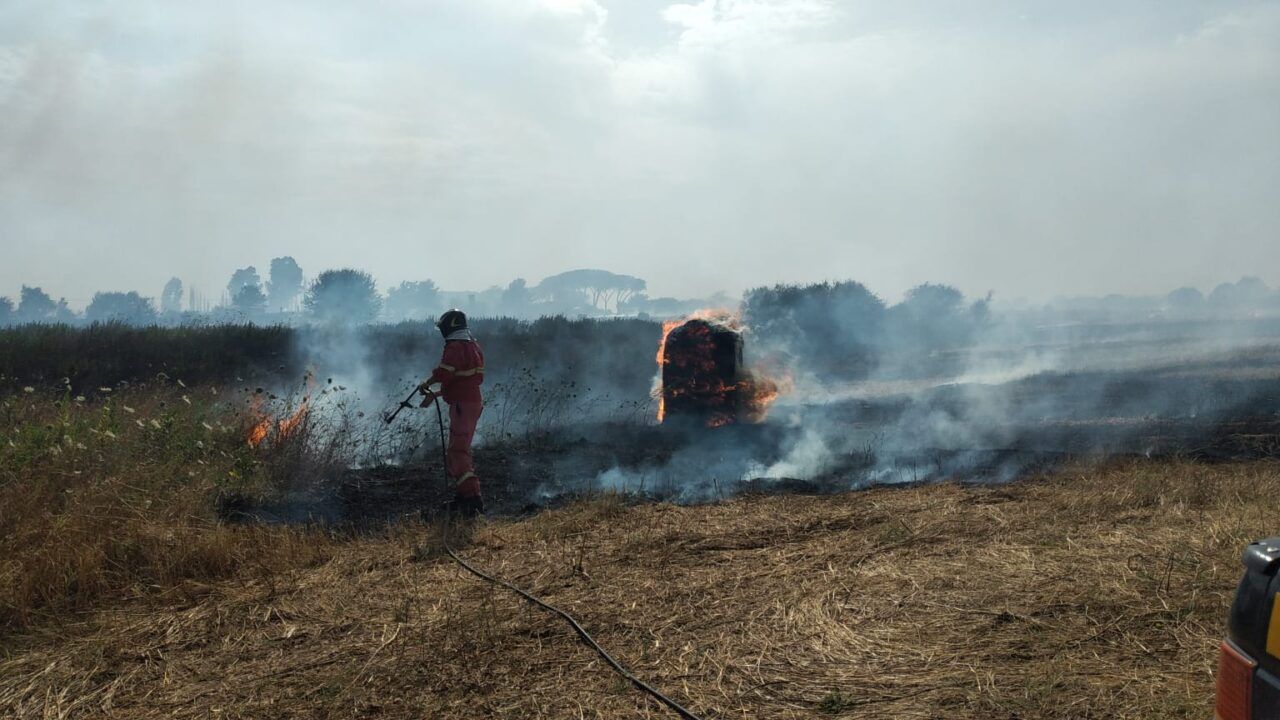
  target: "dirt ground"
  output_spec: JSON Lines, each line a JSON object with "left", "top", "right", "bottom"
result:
{"left": 2, "top": 457, "right": 1274, "bottom": 719}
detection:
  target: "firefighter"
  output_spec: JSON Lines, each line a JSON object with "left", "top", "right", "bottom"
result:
{"left": 418, "top": 309, "right": 486, "bottom": 517}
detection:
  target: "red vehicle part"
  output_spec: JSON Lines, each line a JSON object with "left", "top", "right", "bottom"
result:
{"left": 1218, "top": 538, "right": 1280, "bottom": 719}
{"left": 1218, "top": 640, "right": 1256, "bottom": 720}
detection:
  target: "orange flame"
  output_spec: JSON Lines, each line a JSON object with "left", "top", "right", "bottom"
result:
{"left": 246, "top": 372, "right": 315, "bottom": 448}
{"left": 738, "top": 367, "right": 793, "bottom": 423}
{"left": 654, "top": 318, "right": 683, "bottom": 423}
{"left": 275, "top": 399, "right": 310, "bottom": 441}
{"left": 246, "top": 395, "right": 270, "bottom": 447}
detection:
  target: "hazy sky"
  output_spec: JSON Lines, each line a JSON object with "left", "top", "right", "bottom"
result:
{"left": 1, "top": 0, "right": 1278, "bottom": 308}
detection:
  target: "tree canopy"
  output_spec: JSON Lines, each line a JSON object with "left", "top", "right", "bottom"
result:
{"left": 384, "top": 280, "right": 441, "bottom": 321}
{"left": 232, "top": 284, "right": 268, "bottom": 318}
{"left": 1166, "top": 286, "right": 1204, "bottom": 312}
{"left": 160, "top": 278, "right": 183, "bottom": 314}
{"left": 305, "top": 269, "right": 381, "bottom": 325}
{"left": 16, "top": 286, "right": 70, "bottom": 324}
{"left": 1210, "top": 277, "right": 1271, "bottom": 309}
{"left": 743, "top": 280, "right": 887, "bottom": 378}
{"left": 85, "top": 291, "right": 157, "bottom": 325}
{"left": 267, "top": 257, "right": 304, "bottom": 312}
{"left": 534, "top": 269, "right": 646, "bottom": 313}
{"left": 226, "top": 267, "right": 261, "bottom": 303}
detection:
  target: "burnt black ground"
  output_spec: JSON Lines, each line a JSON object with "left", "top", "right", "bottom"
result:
{"left": 228, "top": 347, "right": 1280, "bottom": 528}
{"left": 239, "top": 424, "right": 692, "bottom": 527}
{"left": 234, "top": 416, "right": 1280, "bottom": 529}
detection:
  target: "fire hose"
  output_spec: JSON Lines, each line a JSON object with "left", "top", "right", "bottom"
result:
{"left": 410, "top": 390, "right": 707, "bottom": 720}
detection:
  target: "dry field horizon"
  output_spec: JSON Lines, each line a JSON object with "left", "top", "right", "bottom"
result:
{"left": 2, "top": 457, "right": 1271, "bottom": 719}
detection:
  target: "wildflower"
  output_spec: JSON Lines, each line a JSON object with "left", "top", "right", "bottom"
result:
{"left": 196, "top": 440, "right": 204, "bottom": 449}
{"left": 99, "top": 387, "right": 112, "bottom": 393}
{"left": 75, "top": 396, "right": 86, "bottom": 403}
{"left": 76, "top": 442, "right": 86, "bottom": 450}
{"left": 23, "top": 386, "right": 34, "bottom": 393}
{"left": 149, "top": 419, "right": 161, "bottom": 429}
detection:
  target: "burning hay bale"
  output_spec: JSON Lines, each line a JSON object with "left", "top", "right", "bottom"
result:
{"left": 658, "top": 316, "right": 781, "bottom": 427}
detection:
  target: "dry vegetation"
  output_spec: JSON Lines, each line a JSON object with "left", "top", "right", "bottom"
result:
{"left": 0, "top": 382, "right": 332, "bottom": 633}
{"left": 2, "top": 451, "right": 1271, "bottom": 718}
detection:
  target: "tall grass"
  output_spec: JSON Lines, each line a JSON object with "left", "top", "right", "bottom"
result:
{"left": 0, "top": 318, "right": 662, "bottom": 411}
{"left": 0, "top": 381, "right": 331, "bottom": 634}
{"left": 0, "top": 323, "right": 294, "bottom": 391}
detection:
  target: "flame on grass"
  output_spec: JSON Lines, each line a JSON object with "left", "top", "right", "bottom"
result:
{"left": 246, "top": 373, "right": 316, "bottom": 448}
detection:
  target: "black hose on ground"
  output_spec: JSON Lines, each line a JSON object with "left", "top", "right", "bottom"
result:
{"left": 427, "top": 395, "right": 707, "bottom": 720}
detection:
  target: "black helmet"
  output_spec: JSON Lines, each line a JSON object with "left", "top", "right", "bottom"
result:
{"left": 436, "top": 309, "right": 468, "bottom": 337}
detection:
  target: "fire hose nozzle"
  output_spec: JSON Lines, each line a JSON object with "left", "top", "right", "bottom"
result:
{"left": 383, "top": 388, "right": 426, "bottom": 424}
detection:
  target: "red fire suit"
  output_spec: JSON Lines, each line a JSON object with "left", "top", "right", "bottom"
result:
{"left": 427, "top": 336, "right": 485, "bottom": 499}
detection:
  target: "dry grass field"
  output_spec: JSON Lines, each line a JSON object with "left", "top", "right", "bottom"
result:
{"left": 2, "top": 456, "right": 1272, "bottom": 719}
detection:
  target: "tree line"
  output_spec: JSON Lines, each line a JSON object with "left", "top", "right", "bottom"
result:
{"left": 0, "top": 262, "right": 717, "bottom": 327}
{"left": 739, "top": 275, "right": 1280, "bottom": 380}
{"left": 2, "top": 260, "right": 1275, "bottom": 333}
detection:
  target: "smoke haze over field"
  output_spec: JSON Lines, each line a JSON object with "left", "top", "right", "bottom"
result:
{"left": 1, "top": 0, "right": 1278, "bottom": 305}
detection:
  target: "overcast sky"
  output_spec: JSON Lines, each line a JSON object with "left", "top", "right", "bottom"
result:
{"left": 1, "top": 0, "right": 1277, "bottom": 308}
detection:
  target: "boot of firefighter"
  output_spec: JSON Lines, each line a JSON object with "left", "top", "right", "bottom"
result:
{"left": 442, "top": 494, "right": 484, "bottom": 519}
{"left": 419, "top": 499, "right": 481, "bottom": 524}
{"left": 442, "top": 472, "right": 483, "bottom": 518}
